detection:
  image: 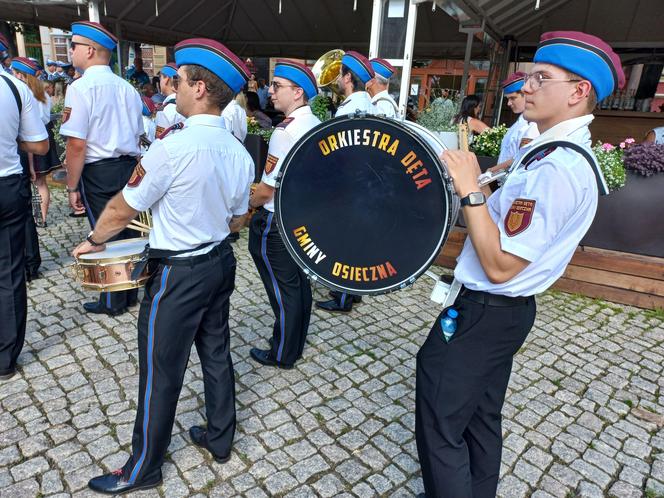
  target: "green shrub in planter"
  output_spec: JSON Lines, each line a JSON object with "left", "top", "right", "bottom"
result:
{"left": 591, "top": 141, "right": 626, "bottom": 192}
{"left": 470, "top": 124, "right": 507, "bottom": 158}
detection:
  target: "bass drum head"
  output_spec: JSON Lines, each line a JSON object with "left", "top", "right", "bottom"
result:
{"left": 275, "top": 115, "right": 455, "bottom": 295}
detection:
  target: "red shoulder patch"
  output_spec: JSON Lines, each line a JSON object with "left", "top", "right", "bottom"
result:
{"left": 155, "top": 125, "right": 165, "bottom": 137}
{"left": 62, "top": 106, "right": 72, "bottom": 123}
{"left": 264, "top": 154, "right": 279, "bottom": 175}
{"left": 127, "top": 162, "right": 146, "bottom": 188}
{"left": 276, "top": 117, "right": 294, "bottom": 129}
{"left": 504, "top": 198, "right": 536, "bottom": 237}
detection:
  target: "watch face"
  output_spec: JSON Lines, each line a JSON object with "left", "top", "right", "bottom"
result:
{"left": 469, "top": 192, "right": 484, "bottom": 205}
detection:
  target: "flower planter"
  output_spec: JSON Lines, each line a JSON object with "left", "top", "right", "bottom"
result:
{"left": 435, "top": 131, "right": 459, "bottom": 151}
{"left": 244, "top": 134, "right": 268, "bottom": 183}
{"left": 581, "top": 171, "right": 664, "bottom": 258}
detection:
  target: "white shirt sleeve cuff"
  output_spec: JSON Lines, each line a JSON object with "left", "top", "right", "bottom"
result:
{"left": 19, "top": 132, "right": 48, "bottom": 142}
{"left": 59, "top": 129, "right": 87, "bottom": 140}
{"left": 500, "top": 235, "right": 541, "bottom": 263}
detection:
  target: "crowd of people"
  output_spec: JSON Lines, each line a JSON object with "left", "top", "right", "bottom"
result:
{"left": 0, "top": 21, "right": 635, "bottom": 498}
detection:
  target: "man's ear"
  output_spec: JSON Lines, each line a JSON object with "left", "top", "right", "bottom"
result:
{"left": 570, "top": 80, "right": 592, "bottom": 106}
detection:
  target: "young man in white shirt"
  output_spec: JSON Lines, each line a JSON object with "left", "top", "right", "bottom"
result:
{"left": 416, "top": 31, "right": 625, "bottom": 498}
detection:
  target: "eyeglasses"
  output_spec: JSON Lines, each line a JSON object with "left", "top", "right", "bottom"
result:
{"left": 523, "top": 71, "right": 582, "bottom": 91}
{"left": 271, "top": 81, "right": 297, "bottom": 91}
{"left": 70, "top": 41, "right": 94, "bottom": 50}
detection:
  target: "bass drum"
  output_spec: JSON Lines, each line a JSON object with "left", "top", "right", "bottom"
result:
{"left": 275, "top": 114, "right": 459, "bottom": 295}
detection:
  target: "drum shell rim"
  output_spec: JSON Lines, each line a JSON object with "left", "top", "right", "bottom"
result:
{"left": 274, "top": 114, "right": 457, "bottom": 295}
{"left": 76, "top": 237, "right": 148, "bottom": 263}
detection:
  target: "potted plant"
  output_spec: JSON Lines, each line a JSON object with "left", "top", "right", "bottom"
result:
{"left": 470, "top": 124, "right": 508, "bottom": 171}
{"left": 245, "top": 117, "right": 273, "bottom": 182}
{"left": 581, "top": 139, "right": 664, "bottom": 258}
{"left": 416, "top": 97, "right": 460, "bottom": 150}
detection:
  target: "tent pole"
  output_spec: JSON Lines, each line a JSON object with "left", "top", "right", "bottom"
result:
{"left": 459, "top": 30, "right": 473, "bottom": 99}
{"left": 369, "top": 0, "right": 383, "bottom": 59}
{"left": 397, "top": 1, "right": 418, "bottom": 118}
{"left": 88, "top": 1, "right": 100, "bottom": 22}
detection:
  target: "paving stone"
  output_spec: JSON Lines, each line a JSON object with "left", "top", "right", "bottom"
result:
{"left": 1, "top": 190, "right": 662, "bottom": 497}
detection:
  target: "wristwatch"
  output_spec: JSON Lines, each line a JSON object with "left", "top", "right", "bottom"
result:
{"left": 460, "top": 192, "right": 486, "bottom": 207}
{"left": 86, "top": 231, "right": 104, "bottom": 246}
{"left": 66, "top": 186, "right": 79, "bottom": 193}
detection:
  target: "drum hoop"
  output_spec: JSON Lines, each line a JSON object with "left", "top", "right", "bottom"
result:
{"left": 274, "top": 114, "right": 457, "bottom": 295}
{"left": 77, "top": 238, "right": 148, "bottom": 263}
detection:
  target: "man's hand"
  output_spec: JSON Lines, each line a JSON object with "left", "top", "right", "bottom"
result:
{"left": 72, "top": 240, "right": 105, "bottom": 258}
{"left": 440, "top": 150, "right": 482, "bottom": 197}
{"left": 69, "top": 191, "right": 84, "bottom": 211}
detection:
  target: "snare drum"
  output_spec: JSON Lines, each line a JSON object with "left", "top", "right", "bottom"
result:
{"left": 73, "top": 238, "right": 150, "bottom": 292}
{"left": 275, "top": 114, "right": 458, "bottom": 295}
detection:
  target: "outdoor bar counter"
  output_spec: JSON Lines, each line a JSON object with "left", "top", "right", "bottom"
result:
{"left": 590, "top": 109, "right": 664, "bottom": 144}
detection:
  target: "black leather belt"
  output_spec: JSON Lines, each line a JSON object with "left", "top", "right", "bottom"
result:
{"left": 157, "top": 241, "right": 227, "bottom": 266}
{"left": 460, "top": 286, "right": 531, "bottom": 307}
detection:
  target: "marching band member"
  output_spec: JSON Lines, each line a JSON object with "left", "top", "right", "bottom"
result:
{"left": 248, "top": 60, "right": 321, "bottom": 369}
{"left": 154, "top": 62, "right": 184, "bottom": 138}
{"left": 316, "top": 51, "right": 375, "bottom": 313}
{"left": 416, "top": 31, "right": 624, "bottom": 498}
{"left": 333, "top": 51, "right": 375, "bottom": 117}
{"left": 491, "top": 72, "right": 540, "bottom": 172}
{"left": 140, "top": 95, "right": 157, "bottom": 153}
{"left": 74, "top": 38, "right": 253, "bottom": 494}
{"left": 222, "top": 91, "right": 248, "bottom": 142}
{"left": 61, "top": 21, "right": 143, "bottom": 317}
{"left": 368, "top": 57, "right": 399, "bottom": 118}
{"left": 0, "top": 54, "right": 48, "bottom": 381}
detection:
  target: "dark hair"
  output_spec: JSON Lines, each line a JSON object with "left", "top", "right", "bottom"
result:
{"left": 246, "top": 91, "right": 261, "bottom": 112}
{"left": 182, "top": 64, "right": 234, "bottom": 111}
{"left": 341, "top": 65, "right": 364, "bottom": 91}
{"left": 453, "top": 94, "right": 481, "bottom": 124}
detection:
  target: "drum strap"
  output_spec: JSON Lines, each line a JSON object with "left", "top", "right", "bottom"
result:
{"left": 516, "top": 140, "right": 609, "bottom": 196}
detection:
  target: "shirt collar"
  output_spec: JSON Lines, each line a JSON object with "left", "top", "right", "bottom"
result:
{"left": 288, "top": 105, "right": 312, "bottom": 118}
{"left": 164, "top": 93, "right": 176, "bottom": 103}
{"left": 371, "top": 89, "right": 389, "bottom": 103}
{"left": 529, "top": 114, "right": 593, "bottom": 148}
{"left": 82, "top": 64, "right": 113, "bottom": 76}
{"left": 185, "top": 114, "right": 225, "bottom": 129}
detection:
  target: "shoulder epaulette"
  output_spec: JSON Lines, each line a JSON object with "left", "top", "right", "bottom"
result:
{"left": 524, "top": 146, "right": 557, "bottom": 169}
{"left": 276, "top": 117, "right": 294, "bottom": 129}
{"left": 157, "top": 122, "right": 184, "bottom": 140}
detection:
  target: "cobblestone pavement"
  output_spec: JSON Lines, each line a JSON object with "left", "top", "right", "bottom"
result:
{"left": 1, "top": 188, "right": 663, "bottom": 498}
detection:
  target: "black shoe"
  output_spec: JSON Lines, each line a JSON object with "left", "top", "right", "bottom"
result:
{"left": 26, "top": 270, "right": 42, "bottom": 282}
{"left": 88, "top": 469, "right": 162, "bottom": 495}
{"left": 227, "top": 232, "right": 240, "bottom": 243}
{"left": 36, "top": 221, "right": 47, "bottom": 228}
{"left": 69, "top": 211, "right": 87, "bottom": 218}
{"left": 316, "top": 298, "right": 353, "bottom": 313}
{"left": 249, "top": 347, "right": 294, "bottom": 369}
{"left": 189, "top": 426, "right": 231, "bottom": 463}
{"left": 0, "top": 369, "right": 16, "bottom": 381}
{"left": 83, "top": 301, "right": 126, "bottom": 316}
{"left": 328, "top": 291, "right": 362, "bottom": 303}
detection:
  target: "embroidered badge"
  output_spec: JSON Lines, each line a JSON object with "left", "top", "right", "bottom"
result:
{"left": 504, "top": 198, "right": 536, "bottom": 237}
{"left": 62, "top": 106, "right": 72, "bottom": 123}
{"left": 155, "top": 125, "right": 165, "bottom": 137}
{"left": 127, "top": 162, "right": 146, "bottom": 188}
{"left": 264, "top": 154, "right": 279, "bottom": 175}
{"left": 519, "top": 137, "right": 533, "bottom": 148}
{"left": 276, "top": 117, "right": 294, "bottom": 129}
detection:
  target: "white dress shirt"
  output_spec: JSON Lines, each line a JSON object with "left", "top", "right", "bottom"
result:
{"left": 455, "top": 115, "right": 598, "bottom": 297}
{"left": 498, "top": 114, "right": 539, "bottom": 164}
{"left": 222, "top": 98, "right": 248, "bottom": 142}
{"left": 371, "top": 89, "right": 398, "bottom": 118}
{"left": 123, "top": 114, "right": 254, "bottom": 255}
{"left": 0, "top": 73, "right": 48, "bottom": 176}
{"left": 335, "top": 91, "right": 373, "bottom": 117}
{"left": 261, "top": 106, "right": 321, "bottom": 212}
{"left": 154, "top": 93, "right": 184, "bottom": 138}
{"left": 60, "top": 64, "right": 142, "bottom": 163}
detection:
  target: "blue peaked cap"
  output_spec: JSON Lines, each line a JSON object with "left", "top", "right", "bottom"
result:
{"left": 274, "top": 60, "right": 318, "bottom": 99}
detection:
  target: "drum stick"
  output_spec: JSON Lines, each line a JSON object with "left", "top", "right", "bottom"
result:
{"left": 129, "top": 219, "right": 151, "bottom": 230}
{"left": 127, "top": 221, "right": 151, "bottom": 234}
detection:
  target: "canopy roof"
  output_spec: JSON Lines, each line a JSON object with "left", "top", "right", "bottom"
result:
{"left": 1, "top": 0, "right": 663, "bottom": 63}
